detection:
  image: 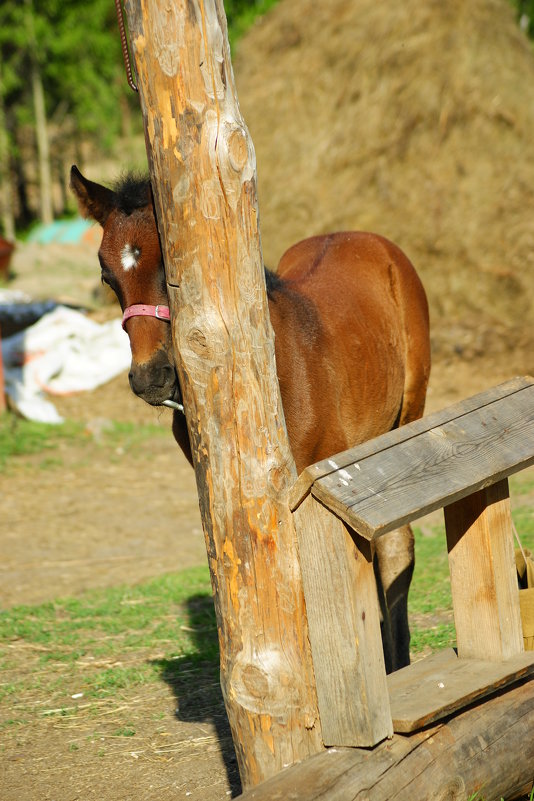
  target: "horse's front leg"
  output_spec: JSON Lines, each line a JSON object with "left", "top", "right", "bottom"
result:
{"left": 373, "top": 524, "right": 415, "bottom": 673}
{"left": 172, "top": 410, "right": 193, "bottom": 466}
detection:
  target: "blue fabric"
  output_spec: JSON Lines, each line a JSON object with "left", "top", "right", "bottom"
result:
{"left": 27, "top": 218, "right": 93, "bottom": 244}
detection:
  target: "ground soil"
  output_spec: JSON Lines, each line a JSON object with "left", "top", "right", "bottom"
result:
{"left": 2, "top": 248, "right": 531, "bottom": 801}
{"left": 3, "top": 0, "right": 534, "bottom": 796}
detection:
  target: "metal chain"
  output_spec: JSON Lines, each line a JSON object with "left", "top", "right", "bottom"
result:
{"left": 115, "top": 0, "right": 138, "bottom": 92}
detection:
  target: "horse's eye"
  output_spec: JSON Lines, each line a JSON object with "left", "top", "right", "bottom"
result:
{"left": 101, "top": 272, "right": 115, "bottom": 289}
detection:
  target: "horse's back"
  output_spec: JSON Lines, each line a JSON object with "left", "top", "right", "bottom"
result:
{"left": 277, "top": 231, "right": 425, "bottom": 308}
{"left": 270, "top": 232, "right": 430, "bottom": 471}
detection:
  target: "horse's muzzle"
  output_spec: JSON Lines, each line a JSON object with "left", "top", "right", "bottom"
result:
{"left": 128, "top": 351, "right": 181, "bottom": 407}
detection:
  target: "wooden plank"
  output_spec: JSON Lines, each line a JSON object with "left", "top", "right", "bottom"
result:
{"left": 310, "top": 381, "right": 534, "bottom": 539}
{"left": 237, "top": 678, "right": 534, "bottom": 801}
{"left": 387, "top": 648, "right": 534, "bottom": 733}
{"left": 445, "top": 479, "right": 524, "bottom": 660}
{"left": 289, "top": 376, "right": 533, "bottom": 510}
{"left": 293, "top": 494, "right": 393, "bottom": 747}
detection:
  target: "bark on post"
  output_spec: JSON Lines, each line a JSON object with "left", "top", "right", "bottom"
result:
{"left": 123, "top": 0, "right": 323, "bottom": 787}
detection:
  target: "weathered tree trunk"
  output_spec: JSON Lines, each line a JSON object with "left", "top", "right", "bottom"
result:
{"left": 237, "top": 678, "right": 534, "bottom": 801}
{"left": 0, "top": 63, "right": 15, "bottom": 241}
{"left": 25, "top": 0, "right": 53, "bottom": 226}
{"left": 31, "top": 62, "right": 53, "bottom": 225}
{"left": 123, "top": 0, "right": 323, "bottom": 788}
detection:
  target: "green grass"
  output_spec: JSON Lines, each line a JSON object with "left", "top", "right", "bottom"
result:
{"left": 0, "top": 567, "right": 216, "bottom": 718}
{"left": 2, "top": 468, "right": 533, "bottom": 687}
{"left": 408, "top": 469, "right": 534, "bottom": 655}
{"left": 0, "top": 413, "right": 169, "bottom": 472}
{"left": 0, "top": 414, "right": 84, "bottom": 470}
{"left": 1, "top": 414, "right": 533, "bottom": 794}
{"left": 2, "top": 466, "right": 531, "bottom": 706}
{"left": 468, "top": 790, "right": 534, "bottom": 801}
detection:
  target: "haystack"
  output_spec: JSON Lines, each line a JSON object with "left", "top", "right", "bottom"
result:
{"left": 234, "top": 0, "right": 534, "bottom": 372}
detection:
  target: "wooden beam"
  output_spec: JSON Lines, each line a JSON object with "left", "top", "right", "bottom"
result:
{"left": 236, "top": 678, "right": 534, "bottom": 801}
{"left": 445, "top": 479, "right": 524, "bottom": 660}
{"left": 303, "top": 377, "right": 534, "bottom": 539}
{"left": 289, "top": 376, "right": 533, "bottom": 511}
{"left": 294, "top": 494, "right": 392, "bottom": 746}
{"left": 388, "top": 648, "right": 534, "bottom": 732}
{"left": 123, "top": 0, "right": 323, "bottom": 787}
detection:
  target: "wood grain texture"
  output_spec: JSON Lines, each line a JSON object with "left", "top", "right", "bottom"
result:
{"left": 123, "top": 0, "right": 323, "bottom": 787}
{"left": 388, "top": 648, "right": 534, "bottom": 732}
{"left": 289, "top": 376, "right": 533, "bottom": 510}
{"left": 445, "top": 479, "right": 524, "bottom": 660}
{"left": 310, "top": 379, "right": 534, "bottom": 539}
{"left": 237, "top": 677, "right": 534, "bottom": 801}
{"left": 294, "top": 495, "right": 392, "bottom": 746}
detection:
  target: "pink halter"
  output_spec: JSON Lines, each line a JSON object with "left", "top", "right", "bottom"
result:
{"left": 122, "top": 304, "right": 171, "bottom": 330}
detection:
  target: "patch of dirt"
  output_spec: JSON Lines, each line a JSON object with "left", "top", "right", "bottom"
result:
{"left": 1, "top": 683, "right": 239, "bottom": 801}
{"left": 2, "top": 253, "right": 529, "bottom": 801}
{"left": 1, "top": 402, "right": 203, "bottom": 608}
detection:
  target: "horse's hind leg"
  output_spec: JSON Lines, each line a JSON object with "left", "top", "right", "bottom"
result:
{"left": 374, "top": 259, "right": 429, "bottom": 670}
{"left": 373, "top": 524, "right": 415, "bottom": 672}
{"left": 375, "top": 365, "right": 422, "bottom": 672}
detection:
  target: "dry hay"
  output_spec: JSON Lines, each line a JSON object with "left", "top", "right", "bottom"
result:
{"left": 234, "top": 0, "right": 534, "bottom": 367}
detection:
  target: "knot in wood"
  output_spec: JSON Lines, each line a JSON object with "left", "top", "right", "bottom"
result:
{"left": 186, "top": 327, "right": 209, "bottom": 357}
{"left": 179, "top": 309, "right": 228, "bottom": 372}
{"left": 268, "top": 464, "right": 288, "bottom": 494}
{"left": 231, "top": 648, "right": 303, "bottom": 718}
{"left": 217, "top": 120, "right": 252, "bottom": 180}
{"left": 227, "top": 126, "right": 248, "bottom": 173}
{"left": 433, "top": 777, "right": 466, "bottom": 801}
{"left": 242, "top": 664, "right": 270, "bottom": 698}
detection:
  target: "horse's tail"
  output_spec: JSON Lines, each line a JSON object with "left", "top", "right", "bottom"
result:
{"left": 388, "top": 248, "right": 431, "bottom": 427}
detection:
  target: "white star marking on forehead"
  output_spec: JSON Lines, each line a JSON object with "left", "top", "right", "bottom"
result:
{"left": 121, "top": 244, "right": 140, "bottom": 271}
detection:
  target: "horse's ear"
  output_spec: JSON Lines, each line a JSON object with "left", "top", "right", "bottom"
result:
{"left": 70, "top": 165, "right": 115, "bottom": 227}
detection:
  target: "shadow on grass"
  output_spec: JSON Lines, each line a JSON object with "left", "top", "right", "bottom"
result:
{"left": 152, "top": 593, "right": 242, "bottom": 798}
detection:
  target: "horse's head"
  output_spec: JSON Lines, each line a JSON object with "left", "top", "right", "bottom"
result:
{"left": 70, "top": 165, "right": 181, "bottom": 408}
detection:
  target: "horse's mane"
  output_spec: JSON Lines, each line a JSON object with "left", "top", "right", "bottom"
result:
{"left": 265, "top": 268, "right": 285, "bottom": 294}
{"left": 112, "top": 172, "right": 152, "bottom": 215}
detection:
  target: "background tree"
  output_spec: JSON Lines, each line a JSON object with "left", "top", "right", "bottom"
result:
{"left": 0, "top": 0, "right": 135, "bottom": 236}
{"left": 515, "top": 0, "right": 534, "bottom": 36}
{"left": 0, "top": 0, "right": 532, "bottom": 237}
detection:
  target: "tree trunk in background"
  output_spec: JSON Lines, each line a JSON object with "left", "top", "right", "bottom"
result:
{"left": 123, "top": 0, "right": 324, "bottom": 790}
{"left": 25, "top": 0, "right": 53, "bottom": 226}
{"left": 31, "top": 61, "right": 53, "bottom": 225}
{"left": 0, "top": 64, "right": 15, "bottom": 240}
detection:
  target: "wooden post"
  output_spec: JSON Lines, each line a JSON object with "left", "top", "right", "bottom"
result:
{"left": 122, "top": 0, "right": 323, "bottom": 787}
{"left": 294, "top": 494, "right": 393, "bottom": 746}
{"left": 445, "top": 479, "right": 524, "bottom": 661}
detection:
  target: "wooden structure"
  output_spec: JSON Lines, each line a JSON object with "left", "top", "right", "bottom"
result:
{"left": 233, "top": 376, "right": 534, "bottom": 799}
{"left": 122, "top": 0, "right": 534, "bottom": 796}
{"left": 236, "top": 677, "right": 534, "bottom": 801}
{"left": 290, "top": 376, "right": 534, "bottom": 746}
